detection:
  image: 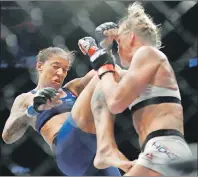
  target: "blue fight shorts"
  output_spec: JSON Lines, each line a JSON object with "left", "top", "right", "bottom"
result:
{"left": 52, "top": 113, "right": 121, "bottom": 176}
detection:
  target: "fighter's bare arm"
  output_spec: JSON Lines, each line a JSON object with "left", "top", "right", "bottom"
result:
{"left": 64, "top": 69, "right": 96, "bottom": 96}
{"left": 2, "top": 94, "right": 32, "bottom": 144}
{"left": 100, "top": 46, "right": 164, "bottom": 114}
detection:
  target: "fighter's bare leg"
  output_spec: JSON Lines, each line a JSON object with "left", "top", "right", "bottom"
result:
{"left": 124, "top": 164, "right": 162, "bottom": 176}
{"left": 71, "top": 76, "right": 99, "bottom": 134}
{"left": 91, "top": 83, "right": 133, "bottom": 172}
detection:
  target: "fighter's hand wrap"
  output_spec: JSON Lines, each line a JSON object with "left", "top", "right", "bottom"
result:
{"left": 78, "top": 37, "right": 99, "bottom": 57}
{"left": 95, "top": 22, "right": 118, "bottom": 49}
{"left": 25, "top": 105, "right": 39, "bottom": 118}
{"left": 33, "top": 87, "right": 58, "bottom": 113}
{"left": 90, "top": 49, "right": 115, "bottom": 79}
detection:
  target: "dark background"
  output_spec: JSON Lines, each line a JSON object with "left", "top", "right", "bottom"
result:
{"left": 0, "top": 1, "right": 198, "bottom": 175}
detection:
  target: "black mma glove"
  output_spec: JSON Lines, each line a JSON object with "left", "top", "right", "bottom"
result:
{"left": 95, "top": 22, "right": 118, "bottom": 50}
{"left": 33, "top": 87, "right": 58, "bottom": 113}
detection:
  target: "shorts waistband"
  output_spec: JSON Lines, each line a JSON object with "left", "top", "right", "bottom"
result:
{"left": 141, "top": 129, "right": 184, "bottom": 152}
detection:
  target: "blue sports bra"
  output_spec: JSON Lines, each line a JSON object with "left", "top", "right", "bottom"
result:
{"left": 30, "top": 88, "right": 77, "bottom": 133}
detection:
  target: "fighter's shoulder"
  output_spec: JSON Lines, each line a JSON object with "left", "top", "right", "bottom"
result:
{"left": 13, "top": 92, "right": 33, "bottom": 107}
{"left": 62, "top": 79, "right": 79, "bottom": 96}
{"left": 14, "top": 93, "right": 27, "bottom": 102}
{"left": 134, "top": 46, "right": 167, "bottom": 64}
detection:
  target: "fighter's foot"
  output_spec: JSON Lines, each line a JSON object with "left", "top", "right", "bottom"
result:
{"left": 94, "top": 149, "right": 134, "bottom": 172}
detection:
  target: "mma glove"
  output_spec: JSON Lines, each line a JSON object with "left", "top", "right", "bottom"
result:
{"left": 94, "top": 22, "right": 118, "bottom": 78}
{"left": 95, "top": 22, "right": 118, "bottom": 50}
{"left": 78, "top": 37, "right": 115, "bottom": 79}
{"left": 78, "top": 36, "right": 99, "bottom": 57}
{"left": 33, "top": 87, "right": 58, "bottom": 112}
{"left": 26, "top": 87, "right": 58, "bottom": 118}
{"left": 78, "top": 22, "right": 118, "bottom": 79}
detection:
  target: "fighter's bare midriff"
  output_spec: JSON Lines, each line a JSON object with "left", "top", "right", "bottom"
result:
{"left": 132, "top": 59, "right": 184, "bottom": 146}
{"left": 133, "top": 103, "right": 184, "bottom": 145}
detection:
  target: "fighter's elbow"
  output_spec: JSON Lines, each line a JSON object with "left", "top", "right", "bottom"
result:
{"left": 108, "top": 100, "right": 125, "bottom": 114}
{"left": 4, "top": 140, "right": 13, "bottom": 144}
{"left": 109, "top": 107, "right": 123, "bottom": 114}
{"left": 2, "top": 135, "right": 11, "bottom": 144}
{"left": 2, "top": 132, "right": 14, "bottom": 144}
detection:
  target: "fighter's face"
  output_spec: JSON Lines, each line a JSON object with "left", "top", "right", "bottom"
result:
{"left": 116, "top": 24, "right": 134, "bottom": 67}
{"left": 37, "top": 55, "right": 70, "bottom": 89}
